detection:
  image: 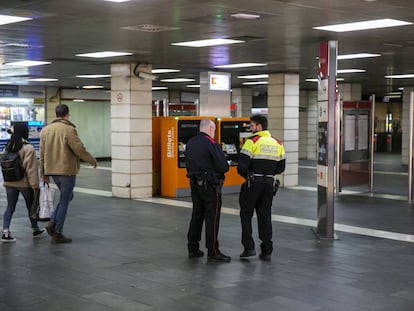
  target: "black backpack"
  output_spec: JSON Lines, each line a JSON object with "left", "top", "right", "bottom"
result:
{"left": 0, "top": 151, "right": 25, "bottom": 181}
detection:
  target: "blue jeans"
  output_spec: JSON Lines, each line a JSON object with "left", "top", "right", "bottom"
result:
{"left": 3, "top": 187, "right": 39, "bottom": 230}
{"left": 51, "top": 175, "right": 76, "bottom": 233}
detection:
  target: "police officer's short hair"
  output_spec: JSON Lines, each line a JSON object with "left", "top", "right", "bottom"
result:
{"left": 56, "top": 104, "right": 69, "bottom": 118}
{"left": 250, "top": 114, "right": 268, "bottom": 130}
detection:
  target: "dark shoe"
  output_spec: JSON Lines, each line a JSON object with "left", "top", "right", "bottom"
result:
{"left": 240, "top": 249, "right": 256, "bottom": 259}
{"left": 188, "top": 249, "right": 204, "bottom": 258}
{"left": 1, "top": 232, "right": 16, "bottom": 243}
{"left": 33, "top": 229, "right": 45, "bottom": 238}
{"left": 51, "top": 233, "right": 72, "bottom": 244}
{"left": 208, "top": 252, "right": 231, "bottom": 263}
{"left": 259, "top": 253, "right": 271, "bottom": 261}
{"left": 46, "top": 222, "right": 55, "bottom": 237}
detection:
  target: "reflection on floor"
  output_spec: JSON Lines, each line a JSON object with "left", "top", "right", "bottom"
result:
{"left": 0, "top": 158, "right": 413, "bottom": 310}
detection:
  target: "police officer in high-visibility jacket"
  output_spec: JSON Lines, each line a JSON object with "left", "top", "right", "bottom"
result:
{"left": 237, "top": 115, "right": 285, "bottom": 261}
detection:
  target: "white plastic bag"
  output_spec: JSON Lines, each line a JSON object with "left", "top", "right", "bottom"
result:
{"left": 39, "top": 185, "right": 56, "bottom": 220}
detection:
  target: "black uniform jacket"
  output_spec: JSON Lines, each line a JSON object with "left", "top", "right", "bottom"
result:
{"left": 185, "top": 132, "right": 229, "bottom": 182}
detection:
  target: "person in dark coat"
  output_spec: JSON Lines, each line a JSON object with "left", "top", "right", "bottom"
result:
{"left": 185, "top": 118, "right": 231, "bottom": 262}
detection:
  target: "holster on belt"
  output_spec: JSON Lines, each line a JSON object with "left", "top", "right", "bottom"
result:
{"left": 273, "top": 179, "right": 280, "bottom": 196}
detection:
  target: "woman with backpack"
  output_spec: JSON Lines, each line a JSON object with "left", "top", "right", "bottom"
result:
{"left": 1, "top": 122, "right": 44, "bottom": 242}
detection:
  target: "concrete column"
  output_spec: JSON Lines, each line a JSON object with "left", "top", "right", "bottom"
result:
{"left": 401, "top": 87, "right": 414, "bottom": 165}
{"left": 199, "top": 72, "right": 231, "bottom": 117}
{"left": 111, "top": 63, "right": 153, "bottom": 199}
{"left": 338, "top": 83, "right": 362, "bottom": 101}
{"left": 232, "top": 88, "right": 252, "bottom": 117}
{"left": 169, "top": 90, "right": 180, "bottom": 104}
{"left": 268, "top": 73, "right": 299, "bottom": 187}
{"left": 45, "top": 87, "right": 60, "bottom": 124}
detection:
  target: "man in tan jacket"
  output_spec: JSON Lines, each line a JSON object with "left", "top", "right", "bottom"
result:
{"left": 40, "top": 104, "right": 97, "bottom": 243}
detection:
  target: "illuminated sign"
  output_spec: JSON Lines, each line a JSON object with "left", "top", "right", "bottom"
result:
{"left": 209, "top": 73, "right": 230, "bottom": 91}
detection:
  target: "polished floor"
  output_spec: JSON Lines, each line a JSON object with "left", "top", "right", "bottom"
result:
{"left": 0, "top": 154, "right": 413, "bottom": 310}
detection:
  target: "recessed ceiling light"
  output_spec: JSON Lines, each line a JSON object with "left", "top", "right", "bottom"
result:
{"left": 76, "top": 74, "right": 112, "bottom": 78}
{"left": 242, "top": 81, "right": 268, "bottom": 85}
{"left": 338, "top": 53, "right": 381, "bottom": 60}
{"left": 152, "top": 69, "right": 180, "bottom": 74}
{"left": 337, "top": 69, "right": 366, "bottom": 74}
{"left": 0, "top": 14, "right": 32, "bottom": 26}
{"left": 82, "top": 85, "right": 104, "bottom": 89}
{"left": 160, "top": 78, "right": 195, "bottom": 82}
{"left": 152, "top": 86, "right": 168, "bottom": 90}
{"left": 385, "top": 74, "right": 414, "bottom": 79}
{"left": 237, "top": 74, "right": 268, "bottom": 79}
{"left": 214, "top": 63, "right": 267, "bottom": 69}
{"left": 186, "top": 85, "right": 200, "bottom": 88}
{"left": 171, "top": 38, "right": 244, "bottom": 47}
{"left": 28, "top": 78, "right": 58, "bottom": 82}
{"left": 314, "top": 18, "right": 412, "bottom": 32}
{"left": 4, "top": 60, "right": 51, "bottom": 67}
{"left": 75, "top": 51, "right": 133, "bottom": 58}
{"left": 230, "top": 13, "right": 261, "bottom": 20}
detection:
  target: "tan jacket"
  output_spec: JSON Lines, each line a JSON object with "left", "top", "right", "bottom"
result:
{"left": 40, "top": 118, "right": 97, "bottom": 177}
{"left": 3, "top": 142, "right": 39, "bottom": 189}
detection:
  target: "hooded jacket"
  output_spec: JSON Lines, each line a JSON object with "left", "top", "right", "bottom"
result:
{"left": 40, "top": 118, "right": 97, "bottom": 177}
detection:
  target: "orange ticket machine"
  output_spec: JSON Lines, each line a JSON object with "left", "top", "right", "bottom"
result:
{"left": 216, "top": 117, "right": 251, "bottom": 193}
{"left": 160, "top": 116, "right": 214, "bottom": 197}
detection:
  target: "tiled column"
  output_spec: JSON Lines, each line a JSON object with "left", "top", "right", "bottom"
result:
{"left": 111, "top": 63, "right": 153, "bottom": 199}
{"left": 401, "top": 87, "right": 414, "bottom": 165}
{"left": 338, "top": 83, "right": 361, "bottom": 101}
{"left": 268, "top": 73, "right": 299, "bottom": 187}
{"left": 231, "top": 88, "right": 252, "bottom": 117}
{"left": 299, "top": 90, "right": 317, "bottom": 160}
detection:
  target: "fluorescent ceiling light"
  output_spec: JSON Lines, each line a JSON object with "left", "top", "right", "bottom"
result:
{"left": 186, "top": 84, "right": 200, "bottom": 88}
{"left": 242, "top": 81, "right": 268, "bottom": 85}
{"left": 75, "top": 51, "right": 133, "bottom": 58}
{"left": 338, "top": 53, "right": 380, "bottom": 60}
{"left": 152, "top": 69, "right": 180, "bottom": 74}
{"left": 160, "top": 78, "right": 195, "bottom": 82}
{"left": 314, "top": 18, "right": 412, "bottom": 32}
{"left": 73, "top": 99, "right": 85, "bottom": 102}
{"left": 152, "top": 86, "right": 168, "bottom": 90}
{"left": 0, "top": 14, "right": 32, "bottom": 26}
{"left": 82, "top": 85, "right": 104, "bottom": 89}
{"left": 306, "top": 78, "right": 344, "bottom": 82}
{"left": 76, "top": 74, "right": 111, "bottom": 78}
{"left": 230, "top": 13, "right": 261, "bottom": 20}
{"left": 337, "top": 69, "right": 366, "bottom": 74}
{"left": 104, "top": 0, "right": 131, "bottom": 2}
{"left": 214, "top": 62, "right": 267, "bottom": 69}
{"left": 28, "top": 78, "right": 58, "bottom": 82}
{"left": 237, "top": 74, "right": 268, "bottom": 79}
{"left": 385, "top": 74, "right": 414, "bottom": 79}
{"left": 4, "top": 60, "right": 51, "bottom": 67}
{"left": 172, "top": 38, "right": 244, "bottom": 47}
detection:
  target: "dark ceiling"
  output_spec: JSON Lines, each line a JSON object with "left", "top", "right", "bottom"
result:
{"left": 1, "top": 0, "right": 414, "bottom": 99}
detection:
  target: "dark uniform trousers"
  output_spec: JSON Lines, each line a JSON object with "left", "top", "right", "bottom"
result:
{"left": 187, "top": 181, "right": 221, "bottom": 256}
{"left": 239, "top": 178, "right": 274, "bottom": 254}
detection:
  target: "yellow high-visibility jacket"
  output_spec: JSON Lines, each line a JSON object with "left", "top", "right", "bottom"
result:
{"left": 237, "top": 130, "right": 285, "bottom": 178}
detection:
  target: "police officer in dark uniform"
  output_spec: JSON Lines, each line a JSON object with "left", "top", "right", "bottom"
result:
{"left": 237, "top": 115, "right": 285, "bottom": 261}
{"left": 185, "top": 118, "right": 231, "bottom": 262}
